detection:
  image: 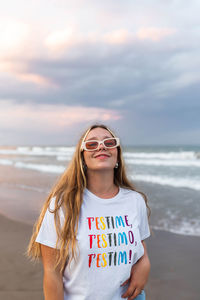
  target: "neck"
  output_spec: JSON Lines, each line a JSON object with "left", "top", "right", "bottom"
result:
{"left": 86, "top": 170, "right": 118, "bottom": 199}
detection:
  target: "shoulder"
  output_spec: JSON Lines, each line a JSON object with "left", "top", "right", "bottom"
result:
{"left": 48, "top": 196, "right": 56, "bottom": 210}
{"left": 46, "top": 196, "right": 65, "bottom": 219}
{"left": 120, "top": 188, "right": 146, "bottom": 207}
{"left": 120, "top": 187, "right": 144, "bottom": 200}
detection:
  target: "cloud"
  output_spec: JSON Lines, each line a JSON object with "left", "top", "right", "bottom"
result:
{"left": 103, "top": 27, "right": 176, "bottom": 45}
{"left": 44, "top": 27, "right": 79, "bottom": 56}
{"left": 15, "top": 73, "right": 56, "bottom": 87}
{"left": 0, "top": 18, "right": 30, "bottom": 57}
{"left": 0, "top": 101, "right": 122, "bottom": 133}
{"left": 103, "top": 30, "right": 131, "bottom": 44}
{"left": 0, "top": 18, "right": 55, "bottom": 87}
{"left": 0, "top": 25, "right": 199, "bottom": 112}
{"left": 0, "top": 60, "right": 56, "bottom": 88}
{"left": 137, "top": 27, "right": 176, "bottom": 41}
{"left": 0, "top": 0, "right": 200, "bottom": 144}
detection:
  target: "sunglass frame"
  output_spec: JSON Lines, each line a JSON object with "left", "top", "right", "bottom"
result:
{"left": 81, "top": 137, "right": 120, "bottom": 151}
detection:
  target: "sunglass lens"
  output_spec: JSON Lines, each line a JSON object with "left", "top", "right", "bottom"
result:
{"left": 104, "top": 138, "right": 117, "bottom": 148}
{"left": 85, "top": 141, "right": 98, "bottom": 150}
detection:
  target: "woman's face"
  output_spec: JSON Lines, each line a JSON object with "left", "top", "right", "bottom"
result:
{"left": 83, "top": 127, "right": 118, "bottom": 172}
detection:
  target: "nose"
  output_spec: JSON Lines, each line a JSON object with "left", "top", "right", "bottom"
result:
{"left": 97, "top": 141, "right": 106, "bottom": 151}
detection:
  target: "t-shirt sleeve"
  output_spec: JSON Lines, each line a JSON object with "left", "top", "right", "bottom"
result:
{"left": 136, "top": 192, "right": 150, "bottom": 240}
{"left": 35, "top": 197, "right": 64, "bottom": 249}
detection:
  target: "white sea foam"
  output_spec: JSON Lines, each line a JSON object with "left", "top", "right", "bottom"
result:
{"left": 16, "top": 184, "right": 47, "bottom": 193}
{"left": 2, "top": 160, "right": 197, "bottom": 190}
{"left": 0, "top": 158, "right": 199, "bottom": 190}
{"left": 0, "top": 159, "right": 13, "bottom": 165}
{"left": 124, "top": 151, "right": 197, "bottom": 160}
{"left": 131, "top": 174, "right": 200, "bottom": 191}
{"left": 0, "top": 146, "right": 75, "bottom": 156}
{"left": 1, "top": 146, "right": 200, "bottom": 191}
{"left": 15, "top": 162, "right": 65, "bottom": 174}
{"left": 152, "top": 218, "right": 200, "bottom": 237}
{"left": 125, "top": 158, "right": 200, "bottom": 167}
{"left": 56, "top": 156, "right": 69, "bottom": 161}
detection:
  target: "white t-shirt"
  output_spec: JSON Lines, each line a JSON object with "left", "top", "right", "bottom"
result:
{"left": 36, "top": 187, "right": 150, "bottom": 300}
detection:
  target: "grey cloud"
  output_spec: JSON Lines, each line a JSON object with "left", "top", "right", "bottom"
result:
{"left": 1, "top": 0, "right": 200, "bottom": 145}
{"left": 1, "top": 33, "right": 199, "bottom": 116}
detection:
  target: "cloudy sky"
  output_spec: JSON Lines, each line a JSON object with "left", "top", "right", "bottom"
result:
{"left": 1, "top": 0, "right": 200, "bottom": 146}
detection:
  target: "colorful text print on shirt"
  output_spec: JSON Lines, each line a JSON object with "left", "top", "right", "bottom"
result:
{"left": 87, "top": 215, "right": 137, "bottom": 268}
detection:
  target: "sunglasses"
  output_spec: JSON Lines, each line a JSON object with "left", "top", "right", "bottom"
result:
{"left": 81, "top": 137, "right": 120, "bottom": 151}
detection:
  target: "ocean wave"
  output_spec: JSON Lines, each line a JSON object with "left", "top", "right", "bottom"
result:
{"left": 0, "top": 146, "right": 75, "bottom": 156}
{"left": 125, "top": 158, "right": 200, "bottom": 167}
{"left": 152, "top": 217, "right": 200, "bottom": 237}
{"left": 15, "top": 162, "right": 65, "bottom": 173}
{"left": 56, "top": 156, "right": 69, "bottom": 161}
{"left": 16, "top": 184, "right": 48, "bottom": 193}
{"left": 0, "top": 159, "right": 13, "bottom": 165}
{"left": 124, "top": 151, "right": 197, "bottom": 160}
{"left": 0, "top": 159, "right": 199, "bottom": 190}
{"left": 131, "top": 174, "right": 200, "bottom": 191}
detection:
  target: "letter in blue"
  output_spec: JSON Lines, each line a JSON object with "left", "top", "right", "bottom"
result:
{"left": 118, "top": 251, "right": 127, "bottom": 265}
{"left": 118, "top": 232, "right": 128, "bottom": 245}
{"left": 115, "top": 216, "right": 125, "bottom": 228}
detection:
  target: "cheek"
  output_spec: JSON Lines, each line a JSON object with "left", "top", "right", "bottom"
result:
{"left": 83, "top": 151, "right": 88, "bottom": 162}
{"left": 111, "top": 149, "right": 118, "bottom": 161}
{"left": 83, "top": 151, "right": 91, "bottom": 166}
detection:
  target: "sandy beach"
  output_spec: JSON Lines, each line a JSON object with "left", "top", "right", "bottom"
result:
{"left": 0, "top": 164, "right": 200, "bottom": 300}
{"left": 1, "top": 213, "right": 200, "bottom": 300}
{"left": 0, "top": 214, "right": 43, "bottom": 300}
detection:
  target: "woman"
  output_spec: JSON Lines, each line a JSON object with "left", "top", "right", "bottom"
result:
{"left": 27, "top": 124, "right": 151, "bottom": 300}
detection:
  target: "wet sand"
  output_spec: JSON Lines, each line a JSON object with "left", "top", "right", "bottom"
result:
{"left": 0, "top": 214, "right": 43, "bottom": 300}
{"left": 145, "top": 230, "right": 200, "bottom": 300}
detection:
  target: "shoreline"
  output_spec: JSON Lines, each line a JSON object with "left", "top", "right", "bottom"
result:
{"left": 0, "top": 164, "right": 200, "bottom": 237}
{"left": 0, "top": 212, "right": 200, "bottom": 300}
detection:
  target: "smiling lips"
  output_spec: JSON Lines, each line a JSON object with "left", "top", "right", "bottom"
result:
{"left": 94, "top": 153, "right": 110, "bottom": 159}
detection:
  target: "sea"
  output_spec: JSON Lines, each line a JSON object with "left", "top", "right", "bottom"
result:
{"left": 0, "top": 145, "right": 200, "bottom": 237}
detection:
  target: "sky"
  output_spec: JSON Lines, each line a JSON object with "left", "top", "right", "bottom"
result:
{"left": 0, "top": 0, "right": 200, "bottom": 146}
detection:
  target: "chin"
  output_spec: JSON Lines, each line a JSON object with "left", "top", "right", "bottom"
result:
{"left": 94, "top": 165, "right": 114, "bottom": 171}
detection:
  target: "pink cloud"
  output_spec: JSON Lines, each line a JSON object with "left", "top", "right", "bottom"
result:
{"left": 44, "top": 27, "right": 79, "bottom": 56}
{"left": 16, "top": 73, "right": 56, "bottom": 87}
{"left": 0, "top": 102, "right": 122, "bottom": 133}
{"left": 103, "top": 29, "right": 130, "bottom": 44}
{"left": 0, "top": 61, "right": 55, "bottom": 88}
{"left": 0, "top": 18, "right": 30, "bottom": 56}
{"left": 137, "top": 27, "right": 176, "bottom": 41}
{"left": 0, "top": 19, "right": 55, "bottom": 88}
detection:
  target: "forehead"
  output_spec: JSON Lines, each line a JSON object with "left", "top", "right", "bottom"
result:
{"left": 85, "top": 127, "right": 113, "bottom": 140}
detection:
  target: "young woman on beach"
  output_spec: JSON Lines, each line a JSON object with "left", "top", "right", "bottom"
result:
{"left": 27, "top": 124, "right": 151, "bottom": 300}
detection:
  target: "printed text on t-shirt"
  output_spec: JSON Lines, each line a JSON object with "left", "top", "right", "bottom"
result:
{"left": 87, "top": 215, "right": 137, "bottom": 268}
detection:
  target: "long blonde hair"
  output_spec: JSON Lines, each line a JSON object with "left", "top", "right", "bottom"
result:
{"left": 27, "top": 124, "right": 150, "bottom": 272}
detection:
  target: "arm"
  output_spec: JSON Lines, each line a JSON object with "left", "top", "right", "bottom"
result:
{"left": 41, "top": 244, "right": 64, "bottom": 300}
{"left": 121, "top": 241, "right": 150, "bottom": 299}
